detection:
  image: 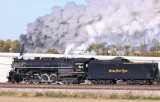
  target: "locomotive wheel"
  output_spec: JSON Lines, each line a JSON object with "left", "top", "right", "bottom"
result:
{"left": 102, "top": 80, "right": 106, "bottom": 84}
{"left": 41, "top": 74, "right": 50, "bottom": 83}
{"left": 146, "top": 80, "right": 153, "bottom": 85}
{"left": 98, "top": 80, "right": 106, "bottom": 84}
{"left": 110, "top": 80, "right": 116, "bottom": 85}
{"left": 91, "top": 80, "right": 97, "bottom": 84}
{"left": 98, "top": 80, "right": 102, "bottom": 84}
{"left": 67, "top": 79, "right": 72, "bottom": 84}
{"left": 50, "top": 74, "right": 57, "bottom": 83}
{"left": 14, "top": 74, "right": 20, "bottom": 83}
{"left": 62, "top": 80, "right": 69, "bottom": 84}
{"left": 131, "top": 80, "right": 135, "bottom": 85}
{"left": 139, "top": 80, "right": 146, "bottom": 85}
{"left": 127, "top": 80, "right": 132, "bottom": 85}
{"left": 105, "top": 80, "right": 110, "bottom": 84}
{"left": 73, "top": 80, "right": 80, "bottom": 84}
{"left": 63, "top": 79, "right": 72, "bottom": 84}
{"left": 32, "top": 74, "right": 41, "bottom": 84}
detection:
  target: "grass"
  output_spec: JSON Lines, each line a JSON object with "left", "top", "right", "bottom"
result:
{"left": 0, "top": 91, "right": 16, "bottom": 96}
{"left": 0, "top": 90, "right": 159, "bottom": 100}
{"left": 22, "top": 92, "right": 29, "bottom": 97}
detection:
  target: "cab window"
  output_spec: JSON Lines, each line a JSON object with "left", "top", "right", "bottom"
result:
{"left": 75, "top": 63, "right": 84, "bottom": 68}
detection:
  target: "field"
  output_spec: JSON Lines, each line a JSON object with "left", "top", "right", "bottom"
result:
{"left": 0, "top": 90, "right": 160, "bottom": 102}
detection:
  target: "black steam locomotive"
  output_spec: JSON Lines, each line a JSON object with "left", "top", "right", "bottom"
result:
{"left": 7, "top": 57, "right": 159, "bottom": 85}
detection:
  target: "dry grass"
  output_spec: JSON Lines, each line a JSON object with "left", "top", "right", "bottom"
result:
{"left": 0, "top": 90, "right": 159, "bottom": 100}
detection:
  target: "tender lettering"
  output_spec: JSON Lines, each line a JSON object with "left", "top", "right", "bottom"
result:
{"left": 109, "top": 69, "right": 128, "bottom": 73}
{"left": 122, "top": 69, "right": 128, "bottom": 73}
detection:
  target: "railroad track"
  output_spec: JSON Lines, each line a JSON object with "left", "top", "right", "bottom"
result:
{"left": 0, "top": 83, "right": 160, "bottom": 90}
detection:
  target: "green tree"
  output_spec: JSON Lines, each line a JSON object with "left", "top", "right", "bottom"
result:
{"left": 124, "top": 45, "right": 132, "bottom": 56}
{"left": 86, "top": 45, "right": 94, "bottom": 52}
{"left": 0, "top": 39, "right": 10, "bottom": 52}
{"left": 86, "top": 43, "right": 108, "bottom": 55}
{"left": 0, "top": 40, "right": 5, "bottom": 52}
{"left": 6, "top": 39, "right": 12, "bottom": 48}
{"left": 11, "top": 40, "right": 20, "bottom": 53}
{"left": 115, "top": 43, "right": 124, "bottom": 56}
{"left": 3, "top": 42, "right": 10, "bottom": 52}
{"left": 36, "top": 50, "right": 43, "bottom": 53}
{"left": 45, "top": 48, "right": 59, "bottom": 54}
{"left": 139, "top": 44, "right": 147, "bottom": 56}
{"left": 150, "top": 38, "right": 160, "bottom": 56}
{"left": 109, "top": 48, "right": 117, "bottom": 56}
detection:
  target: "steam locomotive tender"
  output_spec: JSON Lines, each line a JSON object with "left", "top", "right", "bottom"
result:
{"left": 8, "top": 57, "right": 159, "bottom": 85}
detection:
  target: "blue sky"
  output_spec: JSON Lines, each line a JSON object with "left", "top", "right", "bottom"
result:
{"left": 0, "top": 0, "right": 87, "bottom": 41}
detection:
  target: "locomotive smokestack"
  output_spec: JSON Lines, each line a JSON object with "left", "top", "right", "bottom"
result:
{"left": 20, "top": 44, "right": 24, "bottom": 56}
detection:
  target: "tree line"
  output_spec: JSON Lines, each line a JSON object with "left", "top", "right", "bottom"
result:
{"left": 37, "top": 40, "right": 160, "bottom": 57}
{"left": 0, "top": 39, "right": 20, "bottom": 53}
{"left": 1, "top": 38, "right": 160, "bottom": 57}
{"left": 84, "top": 38, "right": 160, "bottom": 57}
{"left": 85, "top": 42, "right": 160, "bottom": 57}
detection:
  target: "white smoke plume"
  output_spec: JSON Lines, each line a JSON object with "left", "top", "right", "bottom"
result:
{"left": 20, "top": 0, "right": 160, "bottom": 54}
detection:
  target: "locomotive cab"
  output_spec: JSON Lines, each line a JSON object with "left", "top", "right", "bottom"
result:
{"left": 75, "top": 63, "right": 85, "bottom": 72}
